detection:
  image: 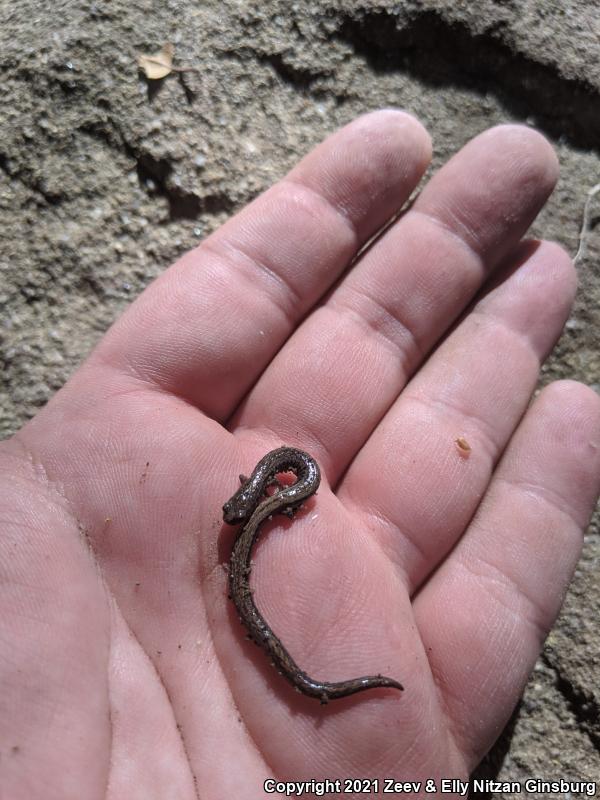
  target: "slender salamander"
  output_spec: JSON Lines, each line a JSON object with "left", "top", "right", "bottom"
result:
{"left": 223, "top": 446, "right": 404, "bottom": 703}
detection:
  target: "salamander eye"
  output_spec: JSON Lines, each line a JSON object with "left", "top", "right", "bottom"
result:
{"left": 222, "top": 501, "right": 237, "bottom": 523}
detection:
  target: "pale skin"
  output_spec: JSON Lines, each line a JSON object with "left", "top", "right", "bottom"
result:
{"left": 1, "top": 110, "right": 599, "bottom": 799}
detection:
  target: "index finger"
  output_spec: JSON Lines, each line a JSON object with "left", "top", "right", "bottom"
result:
{"left": 93, "top": 110, "right": 431, "bottom": 418}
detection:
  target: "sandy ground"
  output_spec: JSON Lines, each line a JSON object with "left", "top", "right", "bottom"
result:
{"left": 1, "top": 0, "right": 599, "bottom": 790}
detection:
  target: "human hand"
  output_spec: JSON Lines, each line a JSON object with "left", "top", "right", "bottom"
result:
{"left": 1, "top": 110, "right": 599, "bottom": 798}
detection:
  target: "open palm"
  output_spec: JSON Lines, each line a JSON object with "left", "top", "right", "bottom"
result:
{"left": 2, "top": 111, "right": 599, "bottom": 799}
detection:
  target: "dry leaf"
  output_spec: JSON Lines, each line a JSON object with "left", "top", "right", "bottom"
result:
{"left": 138, "top": 42, "right": 174, "bottom": 80}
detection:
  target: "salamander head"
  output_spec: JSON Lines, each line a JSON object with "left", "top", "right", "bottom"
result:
{"left": 222, "top": 487, "right": 254, "bottom": 525}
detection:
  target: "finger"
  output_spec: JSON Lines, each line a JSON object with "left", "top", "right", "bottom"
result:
{"left": 92, "top": 110, "right": 431, "bottom": 418}
{"left": 412, "top": 380, "right": 600, "bottom": 766}
{"left": 341, "top": 239, "right": 576, "bottom": 591}
{"left": 231, "top": 126, "right": 558, "bottom": 472}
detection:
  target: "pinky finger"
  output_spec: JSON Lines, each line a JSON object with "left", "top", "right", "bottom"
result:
{"left": 413, "top": 380, "right": 600, "bottom": 766}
